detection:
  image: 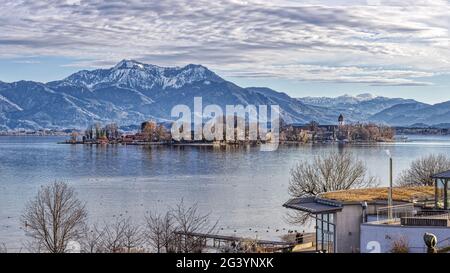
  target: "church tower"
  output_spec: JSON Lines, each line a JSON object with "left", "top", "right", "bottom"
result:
{"left": 338, "top": 114, "right": 344, "bottom": 126}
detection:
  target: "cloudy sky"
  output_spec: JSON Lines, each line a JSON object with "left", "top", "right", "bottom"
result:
{"left": 0, "top": 0, "right": 449, "bottom": 103}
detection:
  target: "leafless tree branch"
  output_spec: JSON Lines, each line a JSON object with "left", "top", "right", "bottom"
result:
{"left": 288, "top": 151, "right": 377, "bottom": 224}
{"left": 144, "top": 211, "right": 175, "bottom": 253}
{"left": 397, "top": 154, "right": 450, "bottom": 186}
{"left": 171, "top": 200, "right": 218, "bottom": 253}
{"left": 21, "top": 181, "right": 87, "bottom": 253}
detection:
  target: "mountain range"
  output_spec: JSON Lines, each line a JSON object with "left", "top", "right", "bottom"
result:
{"left": 0, "top": 60, "right": 448, "bottom": 130}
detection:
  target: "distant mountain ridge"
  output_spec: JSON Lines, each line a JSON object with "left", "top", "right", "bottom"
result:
{"left": 299, "top": 93, "right": 376, "bottom": 106}
{"left": 298, "top": 94, "right": 422, "bottom": 122}
{"left": 0, "top": 60, "right": 448, "bottom": 130}
{"left": 369, "top": 101, "right": 450, "bottom": 126}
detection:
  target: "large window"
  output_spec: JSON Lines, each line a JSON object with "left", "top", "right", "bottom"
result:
{"left": 435, "top": 179, "right": 448, "bottom": 210}
{"left": 315, "top": 213, "right": 336, "bottom": 253}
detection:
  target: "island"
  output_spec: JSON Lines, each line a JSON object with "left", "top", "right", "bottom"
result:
{"left": 60, "top": 114, "right": 395, "bottom": 145}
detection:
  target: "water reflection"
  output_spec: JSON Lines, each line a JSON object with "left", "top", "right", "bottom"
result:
{"left": 1, "top": 135, "right": 450, "bottom": 249}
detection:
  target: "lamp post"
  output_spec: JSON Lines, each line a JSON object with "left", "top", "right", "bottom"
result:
{"left": 385, "top": 150, "right": 393, "bottom": 219}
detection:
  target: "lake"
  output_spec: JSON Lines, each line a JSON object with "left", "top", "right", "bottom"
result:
{"left": 1, "top": 135, "right": 450, "bottom": 251}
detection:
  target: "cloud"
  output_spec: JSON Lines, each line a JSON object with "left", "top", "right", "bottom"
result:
{"left": 0, "top": 0, "right": 448, "bottom": 86}
{"left": 221, "top": 63, "right": 435, "bottom": 85}
{"left": 12, "top": 59, "right": 41, "bottom": 64}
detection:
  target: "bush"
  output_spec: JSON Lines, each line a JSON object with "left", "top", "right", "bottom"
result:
{"left": 391, "top": 237, "right": 409, "bottom": 253}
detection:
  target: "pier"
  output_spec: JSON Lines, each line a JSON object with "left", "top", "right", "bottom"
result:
{"left": 173, "top": 231, "right": 315, "bottom": 252}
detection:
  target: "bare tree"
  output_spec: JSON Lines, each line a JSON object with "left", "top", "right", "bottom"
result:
{"left": 142, "top": 120, "right": 158, "bottom": 141}
{"left": 21, "top": 182, "right": 87, "bottom": 253}
{"left": 0, "top": 243, "right": 7, "bottom": 253}
{"left": 145, "top": 213, "right": 164, "bottom": 253}
{"left": 80, "top": 224, "right": 105, "bottom": 253}
{"left": 70, "top": 131, "right": 79, "bottom": 143}
{"left": 172, "top": 200, "right": 218, "bottom": 253}
{"left": 288, "top": 151, "right": 377, "bottom": 223}
{"left": 145, "top": 211, "right": 174, "bottom": 253}
{"left": 289, "top": 151, "right": 376, "bottom": 197}
{"left": 98, "top": 218, "right": 127, "bottom": 253}
{"left": 397, "top": 154, "right": 450, "bottom": 186}
{"left": 84, "top": 218, "right": 145, "bottom": 253}
{"left": 122, "top": 218, "right": 145, "bottom": 253}
{"left": 23, "top": 239, "right": 45, "bottom": 253}
{"left": 105, "top": 123, "right": 120, "bottom": 140}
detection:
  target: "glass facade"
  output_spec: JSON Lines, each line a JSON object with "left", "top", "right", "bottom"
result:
{"left": 435, "top": 178, "right": 448, "bottom": 210}
{"left": 315, "top": 213, "right": 336, "bottom": 253}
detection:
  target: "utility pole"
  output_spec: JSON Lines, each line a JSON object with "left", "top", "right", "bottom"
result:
{"left": 385, "top": 150, "right": 393, "bottom": 220}
{"left": 388, "top": 156, "right": 393, "bottom": 219}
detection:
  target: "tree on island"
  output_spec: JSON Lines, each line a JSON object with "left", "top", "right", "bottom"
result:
{"left": 69, "top": 131, "right": 79, "bottom": 143}
{"left": 83, "top": 122, "right": 120, "bottom": 141}
{"left": 21, "top": 182, "right": 87, "bottom": 253}
{"left": 288, "top": 151, "right": 377, "bottom": 224}
{"left": 343, "top": 123, "right": 394, "bottom": 142}
{"left": 397, "top": 154, "right": 450, "bottom": 187}
{"left": 141, "top": 120, "right": 171, "bottom": 142}
{"left": 104, "top": 123, "right": 120, "bottom": 140}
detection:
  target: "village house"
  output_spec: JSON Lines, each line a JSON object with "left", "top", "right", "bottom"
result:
{"left": 288, "top": 114, "right": 351, "bottom": 143}
{"left": 287, "top": 114, "right": 395, "bottom": 143}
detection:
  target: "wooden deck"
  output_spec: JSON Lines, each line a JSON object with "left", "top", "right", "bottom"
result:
{"left": 173, "top": 231, "right": 317, "bottom": 253}
{"left": 174, "top": 231, "right": 295, "bottom": 248}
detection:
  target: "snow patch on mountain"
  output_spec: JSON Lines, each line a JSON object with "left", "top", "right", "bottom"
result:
{"left": 57, "top": 60, "right": 223, "bottom": 91}
{"left": 0, "top": 95, "right": 23, "bottom": 111}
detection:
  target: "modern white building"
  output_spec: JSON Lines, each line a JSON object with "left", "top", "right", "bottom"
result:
{"left": 284, "top": 171, "right": 450, "bottom": 253}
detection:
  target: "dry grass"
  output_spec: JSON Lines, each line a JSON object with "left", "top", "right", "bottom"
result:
{"left": 319, "top": 186, "right": 434, "bottom": 203}
{"left": 391, "top": 237, "right": 410, "bottom": 253}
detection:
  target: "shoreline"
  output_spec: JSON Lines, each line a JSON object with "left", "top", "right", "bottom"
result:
{"left": 57, "top": 140, "right": 396, "bottom": 146}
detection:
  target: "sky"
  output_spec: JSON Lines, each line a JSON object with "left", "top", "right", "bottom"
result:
{"left": 0, "top": 0, "right": 449, "bottom": 104}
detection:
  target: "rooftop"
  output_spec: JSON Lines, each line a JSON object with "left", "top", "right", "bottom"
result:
{"left": 283, "top": 197, "right": 342, "bottom": 214}
{"left": 319, "top": 186, "right": 434, "bottom": 203}
{"left": 432, "top": 170, "right": 450, "bottom": 179}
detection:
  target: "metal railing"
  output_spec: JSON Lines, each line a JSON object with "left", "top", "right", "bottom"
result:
{"left": 377, "top": 203, "right": 416, "bottom": 221}
{"left": 416, "top": 210, "right": 450, "bottom": 217}
{"left": 401, "top": 217, "right": 449, "bottom": 227}
{"left": 401, "top": 211, "right": 450, "bottom": 227}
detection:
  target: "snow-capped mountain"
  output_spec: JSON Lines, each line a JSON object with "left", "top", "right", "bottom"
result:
{"left": 0, "top": 60, "right": 335, "bottom": 130}
{"left": 51, "top": 60, "right": 224, "bottom": 91}
{"left": 299, "top": 93, "right": 450, "bottom": 127}
{"left": 298, "top": 94, "right": 420, "bottom": 122}
{"left": 0, "top": 60, "right": 447, "bottom": 130}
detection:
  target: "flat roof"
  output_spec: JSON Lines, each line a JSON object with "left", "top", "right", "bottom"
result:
{"left": 432, "top": 170, "right": 450, "bottom": 179}
{"left": 283, "top": 197, "right": 342, "bottom": 214}
{"left": 319, "top": 186, "right": 434, "bottom": 203}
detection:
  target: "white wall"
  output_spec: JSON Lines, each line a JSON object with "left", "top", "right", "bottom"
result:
{"left": 336, "top": 205, "right": 363, "bottom": 253}
{"left": 360, "top": 223, "right": 450, "bottom": 253}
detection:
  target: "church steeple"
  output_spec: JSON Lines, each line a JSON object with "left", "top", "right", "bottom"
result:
{"left": 338, "top": 114, "right": 344, "bottom": 126}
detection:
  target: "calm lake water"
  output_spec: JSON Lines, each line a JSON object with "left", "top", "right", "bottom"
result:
{"left": 1, "top": 135, "right": 450, "bottom": 250}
